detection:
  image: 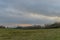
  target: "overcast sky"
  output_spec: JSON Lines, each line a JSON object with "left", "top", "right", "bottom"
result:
{"left": 0, "top": 0, "right": 60, "bottom": 25}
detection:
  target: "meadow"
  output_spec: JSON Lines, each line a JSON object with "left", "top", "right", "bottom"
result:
{"left": 0, "top": 28, "right": 60, "bottom": 40}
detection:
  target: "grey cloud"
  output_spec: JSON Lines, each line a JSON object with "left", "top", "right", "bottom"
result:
{"left": 3, "top": 0, "right": 60, "bottom": 17}
{"left": 0, "top": 0, "right": 60, "bottom": 24}
{"left": 0, "top": 16, "right": 54, "bottom": 24}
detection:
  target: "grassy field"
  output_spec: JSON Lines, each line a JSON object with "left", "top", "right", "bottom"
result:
{"left": 0, "top": 28, "right": 60, "bottom": 40}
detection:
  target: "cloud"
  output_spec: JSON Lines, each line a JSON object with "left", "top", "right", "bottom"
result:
{"left": 8, "top": 0, "right": 60, "bottom": 17}
{"left": 0, "top": 0, "right": 60, "bottom": 25}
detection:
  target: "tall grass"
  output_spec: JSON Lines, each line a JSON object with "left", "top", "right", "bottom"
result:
{"left": 0, "top": 28, "right": 59, "bottom": 40}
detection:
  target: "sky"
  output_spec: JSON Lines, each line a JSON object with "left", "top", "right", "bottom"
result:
{"left": 0, "top": 0, "right": 60, "bottom": 26}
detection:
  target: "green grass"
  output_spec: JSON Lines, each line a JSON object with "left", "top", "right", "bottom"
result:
{"left": 0, "top": 28, "right": 60, "bottom": 40}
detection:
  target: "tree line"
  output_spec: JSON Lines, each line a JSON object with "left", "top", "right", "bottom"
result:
{"left": 16, "top": 22, "right": 60, "bottom": 29}
{"left": 0, "top": 22, "right": 60, "bottom": 29}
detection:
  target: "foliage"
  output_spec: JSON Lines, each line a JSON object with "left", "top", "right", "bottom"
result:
{"left": 16, "top": 22, "right": 60, "bottom": 29}
{"left": 44, "top": 22, "right": 60, "bottom": 29}
{"left": 0, "top": 25, "right": 5, "bottom": 28}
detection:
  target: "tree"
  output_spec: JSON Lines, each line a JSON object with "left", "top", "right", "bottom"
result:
{"left": 0, "top": 25, "right": 5, "bottom": 28}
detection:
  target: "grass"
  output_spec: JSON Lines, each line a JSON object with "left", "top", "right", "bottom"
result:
{"left": 0, "top": 28, "right": 60, "bottom": 40}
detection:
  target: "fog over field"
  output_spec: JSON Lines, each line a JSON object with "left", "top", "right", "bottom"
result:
{"left": 0, "top": 0, "right": 60, "bottom": 26}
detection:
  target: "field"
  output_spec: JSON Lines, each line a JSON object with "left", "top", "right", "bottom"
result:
{"left": 0, "top": 28, "right": 60, "bottom": 40}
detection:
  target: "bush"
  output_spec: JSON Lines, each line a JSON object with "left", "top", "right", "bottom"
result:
{"left": 44, "top": 22, "right": 60, "bottom": 29}
{"left": 0, "top": 25, "right": 5, "bottom": 28}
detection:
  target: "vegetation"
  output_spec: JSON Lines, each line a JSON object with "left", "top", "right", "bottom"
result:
{"left": 0, "top": 22, "right": 60, "bottom": 40}
{"left": 44, "top": 22, "right": 60, "bottom": 29}
{"left": 16, "top": 22, "right": 60, "bottom": 29}
{"left": 0, "top": 25, "right": 5, "bottom": 28}
{"left": 0, "top": 28, "right": 59, "bottom": 40}
{"left": 16, "top": 25, "right": 41, "bottom": 29}
{"left": 0, "top": 22, "right": 60, "bottom": 29}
